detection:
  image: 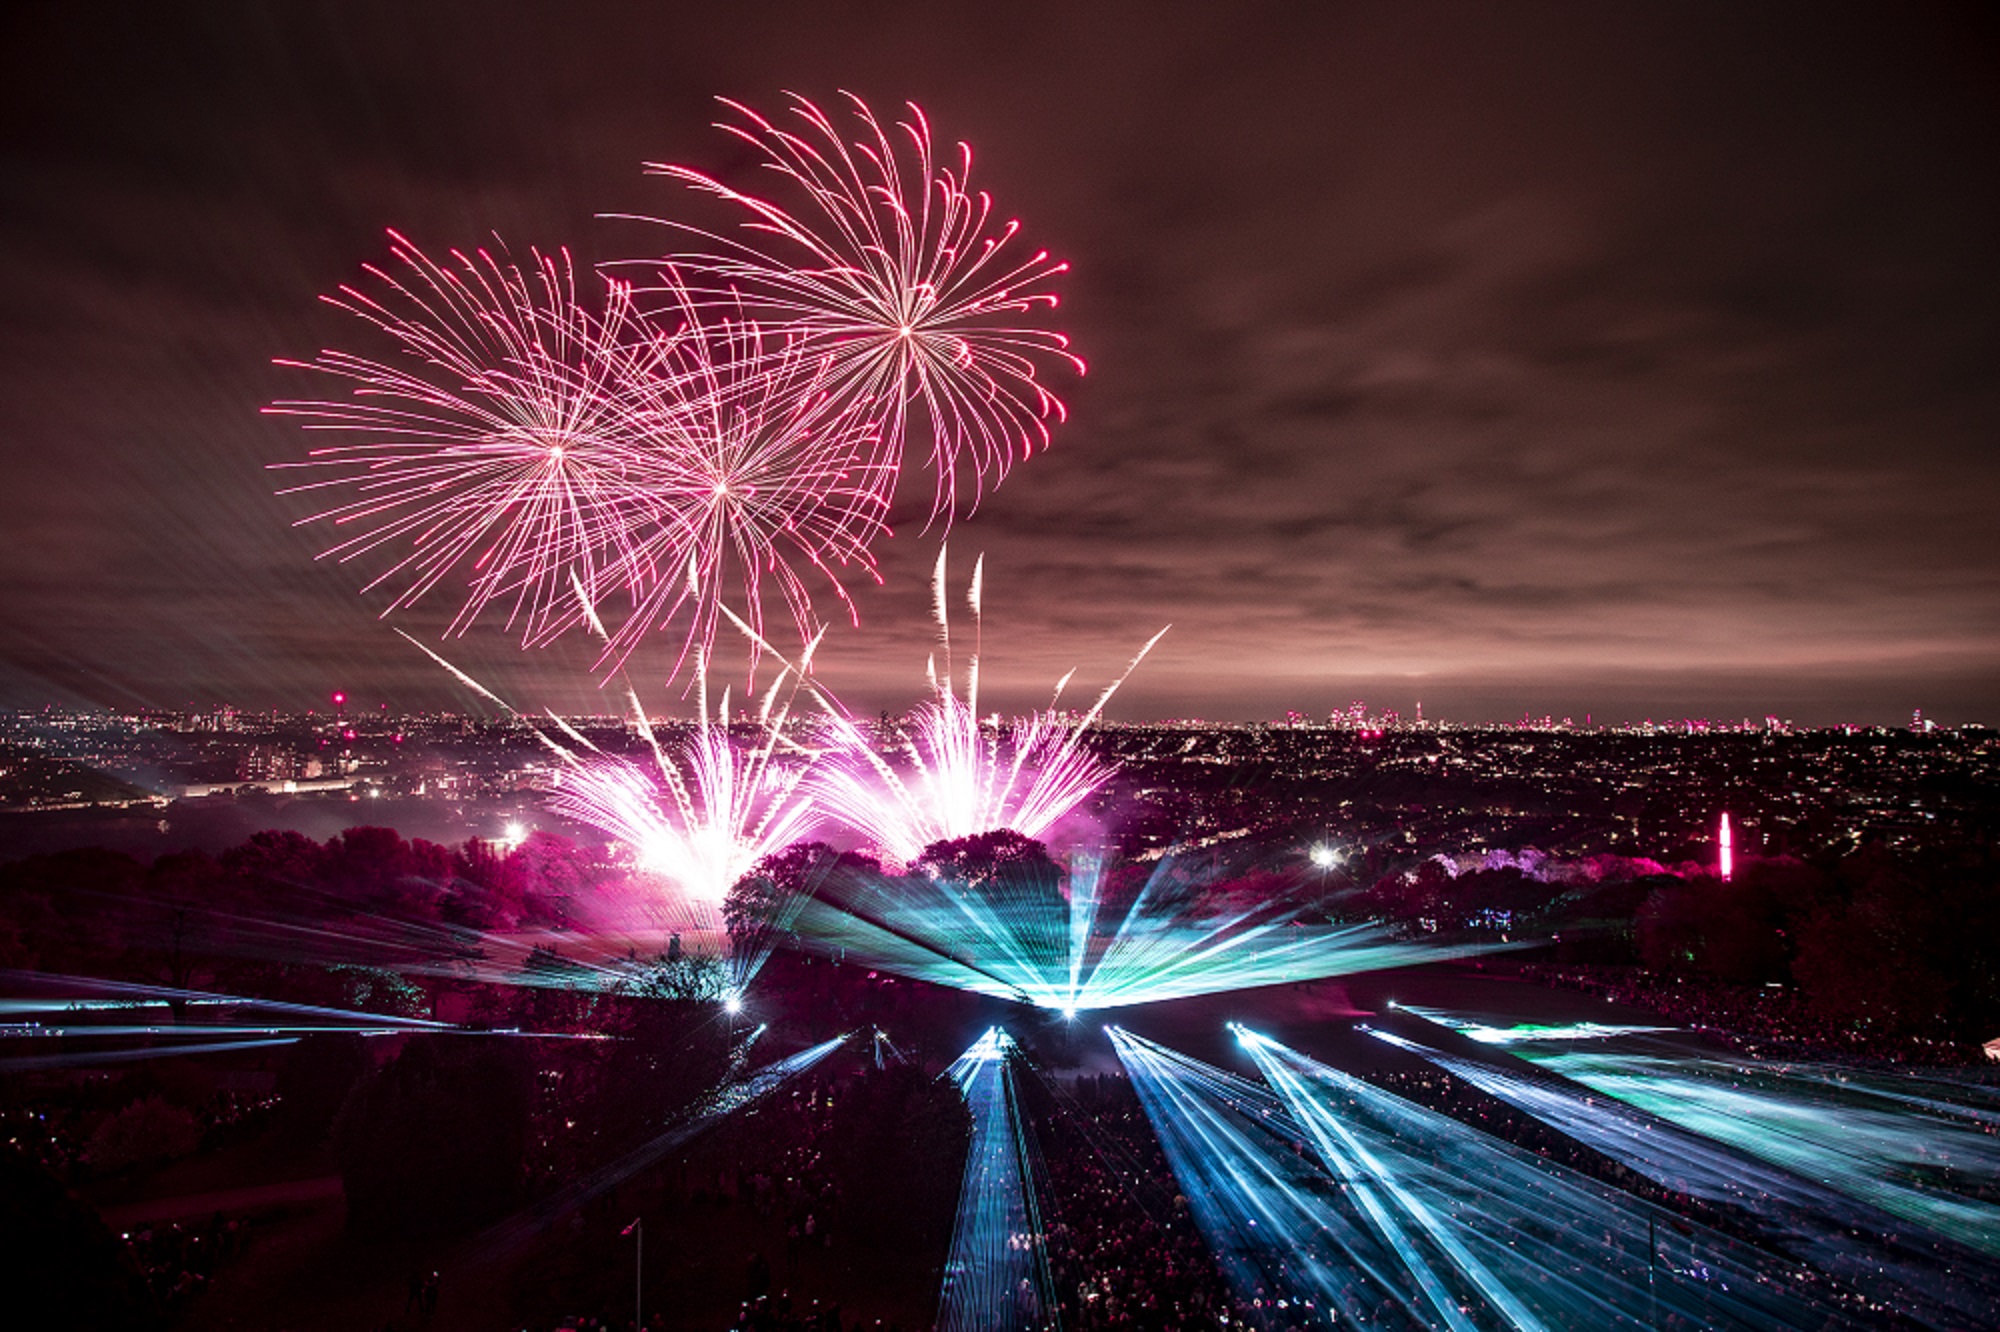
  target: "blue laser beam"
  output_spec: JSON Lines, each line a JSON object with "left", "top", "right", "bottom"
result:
{"left": 1369, "top": 1023, "right": 2000, "bottom": 1327}
{"left": 938, "top": 1029, "right": 1059, "bottom": 1332}
{"left": 1237, "top": 1027, "right": 1879, "bottom": 1330}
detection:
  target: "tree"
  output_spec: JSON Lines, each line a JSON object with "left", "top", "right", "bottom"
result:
{"left": 724, "top": 842, "right": 879, "bottom": 960}
{"left": 0, "top": 1146, "right": 159, "bottom": 1329}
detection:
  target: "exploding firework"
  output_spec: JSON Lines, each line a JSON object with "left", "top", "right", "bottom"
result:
{"left": 545, "top": 696, "right": 819, "bottom": 923}
{"left": 271, "top": 235, "right": 907, "bottom": 678}
{"left": 267, "top": 233, "right": 664, "bottom": 645}
{"left": 807, "top": 548, "right": 1166, "bottom": 864}
{"left": 401, "top": 627, "right": 819, "bottom": 991}
{"left": 628, "top": 92, "right": 1084, "bottom": 521}
{"left": 576, "top": 279, "right": 895, "bottom": 677}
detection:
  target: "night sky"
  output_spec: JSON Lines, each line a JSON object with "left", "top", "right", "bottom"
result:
{"left": 2, "top": 2, "right": 1995, "bottom": 725}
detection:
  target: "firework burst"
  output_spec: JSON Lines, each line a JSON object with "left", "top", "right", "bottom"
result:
{"left": 628, "top": 92, "right": 1084, "bottom": 522}
{"left": 267, "top": 233, "right": 664, "bottom": 645}
{"left": 576, "top": 279, "right": 895, "bottom": 678}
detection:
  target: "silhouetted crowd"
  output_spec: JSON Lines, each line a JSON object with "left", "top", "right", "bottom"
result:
{"left": 1036, "top": 1072, "right": 1240, "bottom": 1331}
{"left": 123, "top": 1211, "right": 245, "bottom": 1315}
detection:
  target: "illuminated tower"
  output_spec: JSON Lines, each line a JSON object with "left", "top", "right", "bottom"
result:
{"left": 1719, "top": 812, "right": 1734, "bottom": 881}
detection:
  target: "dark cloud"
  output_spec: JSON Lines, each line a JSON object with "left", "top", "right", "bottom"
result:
{"left": 1, "top": 1, "right": 1995, "bottom": 724}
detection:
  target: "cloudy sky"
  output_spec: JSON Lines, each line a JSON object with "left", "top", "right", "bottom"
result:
{"left": 2, "top": 2, "right": 1994, "bottom": 724}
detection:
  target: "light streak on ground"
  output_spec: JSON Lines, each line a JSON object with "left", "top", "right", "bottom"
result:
{"left": 1, "top": 1037, "right": 307, "bottom": 1074}
{"left": 786, "top": 851, "right": 1509, "bottom": 1012}
{"left": 1422, "top": 1015, "right": 2000, "bottom": 1262}
{"left": 0, "top": 970, "right": 453, "bottom": 1028}
{"left": 0, "top": 971, "right": 606, "bottom": 1073}
{"left": 1235, "top": 1027, "right": 1874, "bottom": 1331}
{"left": 1396, "top": 1007, "right": 1676, "bottom": 1046}
{"left": 806, "top": 548, "right": 1164, "bottom": 864}
{"left": 937, "top": 1030, "right": 1058, "bottom": 1332}
{"left": 1370, "top": 1023, "right": 2000, "bottom": 1328}
{"left": 1108, "top": 1026, "right": 1429, "bottom": 1327}
{"left": 628, "top": 93, "right": 1083, "bottom": 523}
{"left": 1521, "top": 1049, "right": 2000, "bottom": 1259}
{"left": 478, "top": 1030, "right": 849, "bottom": 1257}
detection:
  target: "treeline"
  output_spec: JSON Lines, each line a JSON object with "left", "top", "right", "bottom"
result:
{"left": 1356, "top": 839, "right": 2000, "bottom": 1044}
{"left": 0, "top": 825, "right": 606, "bottom": 1010}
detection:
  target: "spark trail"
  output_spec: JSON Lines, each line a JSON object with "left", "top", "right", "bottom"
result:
{"left": 809, "top": 548, "right": 1166, "bottom": 864}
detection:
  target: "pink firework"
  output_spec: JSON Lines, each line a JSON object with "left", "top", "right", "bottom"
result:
{"left": 807, "top": 550, "right": 1167, "bottom": 865}
{"left": 546, "top": 718, "right": 818, "bottom": 921}
{"left": 573, "top": 279, "right": 895, "bottom": 678}
{"left": 267, "top": 232, "right": 663, "bottom": 646}
{"left": 629, "top": 92, "right": 1084, "bottom": 521}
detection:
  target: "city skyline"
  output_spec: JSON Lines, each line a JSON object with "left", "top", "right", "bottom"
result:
{"left": 2, "top": 3, "right": 1995, "bottom": 726}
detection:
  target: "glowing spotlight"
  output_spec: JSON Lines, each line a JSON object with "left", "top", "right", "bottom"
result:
{"left": 1060, "top": 1006, "right": 1078, "bottom": 1021}
{"left": 1309, "top": 843, "right": 1339, "bottom": 869}
{"left": 723, "top": 995, "right": 744, "bottom": 1015}
{"left": 503, "top": 822, "right": 527, "bottom": 847}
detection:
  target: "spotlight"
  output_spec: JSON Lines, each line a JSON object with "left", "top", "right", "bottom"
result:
{"left": 1060, "top": 1005, "right": 1079, "bottom": 1021}
{"left": 723, "top": 995, "right": 743, "bottom": 1015}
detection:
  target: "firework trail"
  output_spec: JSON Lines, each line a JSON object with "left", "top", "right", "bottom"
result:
{"left": 805, "top": 547, "right": 1166, "bottom": 864}
{"left": 267, "top": 233, "right": 665, "bottom": 646}
{"left": 625, "top": 92, "right": 1084, "bottom": 523}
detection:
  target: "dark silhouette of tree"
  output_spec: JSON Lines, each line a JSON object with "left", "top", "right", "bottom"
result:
{"left": 0, "top": 1146, "right": 159, "bottom": 1329}
{"left": 724, "top": 842, "right": 880, "bottom": 961}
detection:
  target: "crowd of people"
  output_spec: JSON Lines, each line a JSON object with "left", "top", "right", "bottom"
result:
{"left": 1032, "top": 1071, "right": 1241, "bottom": 1331}
{"left": 1518, "top": 964, "right": 1983, "bottom": 1065}
{"left": 121, "top": 1211, "right": 247, "bottom": 1316}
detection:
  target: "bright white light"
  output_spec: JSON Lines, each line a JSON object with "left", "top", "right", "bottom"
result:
{"left": 723, "top": 995, "right": 744, "bottom": 1015}
{"left": 1060, "top": 1006, "right": 1078, "bottom": 1021}
{"left": 504, "top": 822, "right": 526, "bottom": 846}
{"left": 1309, "top": 844, "right": 1339, "bottom": 868}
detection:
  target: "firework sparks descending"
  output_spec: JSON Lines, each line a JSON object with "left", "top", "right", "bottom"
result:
{"left": 809, "top": 548, "right": 1167, "bottom": 864}
{"left": 627, "top": 92, "right": 1084, "bottom": 521}
{"left": 267, "top": 233, "right": 665, "bottom": 645}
